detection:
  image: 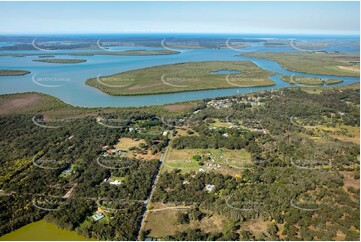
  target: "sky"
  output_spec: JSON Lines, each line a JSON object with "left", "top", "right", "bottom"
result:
{"left": 0, "top": 1, "right": 359, "bottom": 35}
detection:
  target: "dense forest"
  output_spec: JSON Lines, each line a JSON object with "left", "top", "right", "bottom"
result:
{"left": 0, "top": 112, "right": 164, "bottom": 240}
{"left": 153, "top": 88, "right": 360, "bottom": 240}
{"left": 0, "top": 87, "right": 359, "bottom": 240}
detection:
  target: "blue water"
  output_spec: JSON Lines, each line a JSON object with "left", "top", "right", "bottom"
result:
{"left": 0, "top": 36, "right": 359, "bottom": 107}
{"left": 212, "top": 70, "right": 241, "bottom": 74}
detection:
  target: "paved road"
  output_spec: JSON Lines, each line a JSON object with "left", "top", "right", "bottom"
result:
{"left": 137, "top": 140, "right": 171, "bottom": 240}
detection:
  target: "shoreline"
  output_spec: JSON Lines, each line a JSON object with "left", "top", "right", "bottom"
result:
{"left": 0, "top": 82, "right": 359, "bottom": 111}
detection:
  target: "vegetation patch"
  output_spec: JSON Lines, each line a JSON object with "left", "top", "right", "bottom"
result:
{"left": 33, "top": 59, "right": 87, "bottom": 64}
{"left": 281, "top": 76, "right": 343, "bottom": 86}
{"left": 0, "top": 70, "right": 30, "bottom": 76}
{"left": 0, "top": 220, "right": 91, "bottom": 241}
{"left": 163, "top": 148, "right": 252, "bottom": 175}
{"left": 244, "top": 52, "right": 360, "bottom": 76}
{"left": 86, "top": 61, "right": 275, "bottom": 95}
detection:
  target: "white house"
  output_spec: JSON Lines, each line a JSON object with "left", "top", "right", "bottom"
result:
{"left": 205, "top": 184, "right": 215, "bottom": 192}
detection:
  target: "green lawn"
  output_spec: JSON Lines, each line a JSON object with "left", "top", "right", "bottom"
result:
{"left": 0, "top": 220, "right": 93, "bottom": 241}
{"left": 86, "top": 61, "right": 275, "bottom": 95}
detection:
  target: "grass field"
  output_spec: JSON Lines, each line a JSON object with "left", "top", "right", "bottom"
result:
{"left": 244, "top": 52, "right": 360, "bottom": 77}
{"left": 33, "top": 59, "right": 87, "bottom": 64}
{"left": 331, "top": 125, "right": 360, "bottom": 144}
{"left": 163, "top": 147, "right": 252, "bottom": 175}
{"left": 208, "top": 118, "right": 233, "bottom": 128}
{"left": 86, "top": 61, "right": 275, "bottom": 95}
{"left": 145, "top": 203, "right": 230, "bottom": 239}
{"left": 145, "top": 204, "right": 180, "bottom": 238}
{"left": 301, "top": 123, "right": 360, "bottom": 145}
{"left": 0, "top": 220, "right": 92, "bottom": 241}
{"left": 0, "top": 70, "right": 30, "bottom": 76}
{"left": 114, "top": 137, "right": 160, "bottom": 160}
{"left": 281, "top": 76, "right": 343, "bottom": 86}
{"left": 115, "top": 137, "right": 145, "bottom": 150}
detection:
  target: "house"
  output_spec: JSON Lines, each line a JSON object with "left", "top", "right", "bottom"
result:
{"left": 106, "top": 149, "right": 117, "bottom": 155}
{"left": 198, "top": 168, "right": 206, "bottom": 173}
{"left": 92, "top": 212, "right": 104, "bottom": 221}
{"left": 145, "top": 238, "right": 155, "bottom": 241}
{"left": 109, "top": 180, "right": 122, "bottom": 185}
{"left": 205, "top": 184, "right": 215, "bottom": 192}
{"left": 62, "top": 168, "right": 72, "bottom": 175}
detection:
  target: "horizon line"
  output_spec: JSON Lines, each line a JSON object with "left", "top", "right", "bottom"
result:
{"left": 0, "top": 32, "right": 359, "bottom": 37}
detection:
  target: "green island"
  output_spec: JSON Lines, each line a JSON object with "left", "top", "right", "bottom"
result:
{"left": 281, "top": 76, "right": 343, "bottom": 86}
{"left": 0, "top": 70, "right": 30, "bottom": 76}
{"left": 0, "top": 83, "right": 359, "bottom": 240}
{"left": 86, "top": 61, "right": 275, "bottom": 95}
{"left": 243, "top": 52, "right": 360, "bottom": 77}
{"left": 33, "top": 59, "right": 87, "bottom": 64}
{"left": 38, "top": 55, "right": 56, "bottom": 58}
{"left": 69, "top": 49, "right": 180, "bottom": 56}
{"left": 0, "top": 220, "right": 92, "bottom": 241}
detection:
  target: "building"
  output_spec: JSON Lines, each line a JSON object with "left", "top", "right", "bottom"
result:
{"left": 62, "top": 168, "right": 72, "bottom": 175}
{"left": 106, "top": 149, "right": 117, "bottom": 155}
{"left": 109, "top": 180, "right": 122, "bottom": 185}
{"left": 205, "top": 184, "right": 215, "bottom": 192}
{"left": 92, "top": 212, "right": 104, "bottom": 221}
